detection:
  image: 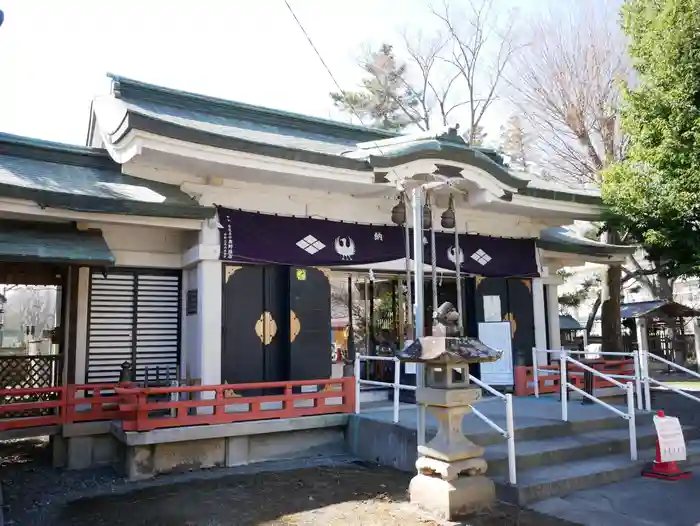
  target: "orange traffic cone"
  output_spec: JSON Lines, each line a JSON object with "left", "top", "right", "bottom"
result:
{"left": 642, "top": 410, "right": 692, "bottom": 481}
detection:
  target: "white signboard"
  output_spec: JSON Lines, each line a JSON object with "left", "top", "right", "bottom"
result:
{"left": 653, "top": 415, "right": 687, "bottom": 462}
{"left": 483, "top": 295, "right": 502, "bottom": 322}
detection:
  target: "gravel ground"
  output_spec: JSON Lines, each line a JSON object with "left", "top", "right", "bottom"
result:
{"left": 1, "top": 438, "right": 575, "bottom": 526}
{"left": 1, "top": 437, "right": 126, "bottom": 525}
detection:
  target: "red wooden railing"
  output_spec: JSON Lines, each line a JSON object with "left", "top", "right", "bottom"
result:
{"left": 116, "top": 377, "right": 355, "bottom": 432}
{"left": 0, "top": 386, "right": 65, "bottom": 430}
{"left": 64, "top": 384, "right": 128, "bottom": 423}
{"left": 0, "top": 377, "right": 355, "bottom": 432}
{"left": 515, "top": 360, "right": 635, "bottom": 396}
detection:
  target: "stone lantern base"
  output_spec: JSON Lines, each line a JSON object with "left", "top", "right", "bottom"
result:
{"left": 409, "top": 384, "right": 496, "bottom": 520}
{"left": 409, "top": 473, "right": 495, "bottom": 520}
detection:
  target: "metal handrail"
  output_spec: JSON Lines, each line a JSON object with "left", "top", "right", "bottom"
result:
{"left": 354, "top": 356, "right": 416, "bottom": 424}
{"left": 353, "top": 357, "right": 517, "bottom": 485}
{"left": 468, "top": 374, "right": 516, "bottom": 485}
{"left": 647, "top": 352, "right": 700, "bottom": 380}
{"left": 647, "top": 377, "right": 700, "bottom": 404}
{"left": 532, "top": 348, "right": 643, "bottom": 410}
{"left": 561, "top": 354, "right": 637, "bottom": 461}
{"left": 642, "top": 352, "right": 700, "bottom": 412}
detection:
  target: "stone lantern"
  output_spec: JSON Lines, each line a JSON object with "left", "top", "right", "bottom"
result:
{"left": 395, "top": 302, "right": 502, "bottom": 520}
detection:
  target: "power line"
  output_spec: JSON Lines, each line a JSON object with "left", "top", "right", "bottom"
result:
{"left": 283, "top": 0, "right": 368, "bottom": 128}
{"left": 283, "top": 0, "right": 471, "bottom": 204}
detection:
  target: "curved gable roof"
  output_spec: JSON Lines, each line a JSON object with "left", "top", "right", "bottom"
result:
{"left": 99, "top": 74, "right": 601, "bottom": 206}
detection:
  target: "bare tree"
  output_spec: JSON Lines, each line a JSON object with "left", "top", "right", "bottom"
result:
{"left": 432, "top": 0, "right": 520, "bottom": 143}
{"left": 508, "top": 1, "right": 630, "bottom": 185}
{"left": 507, "top": 1, "right": 631, "bottom": 351}
{"left": 332, "top": 0, "right": 520, "bottom": 139}
{"left": 3, "top": 286, "right": 57, "bottom": 338}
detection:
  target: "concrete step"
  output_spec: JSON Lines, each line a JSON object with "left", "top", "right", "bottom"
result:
{"left": 486, "top": 423, "right": 700, "bottom": 477}
{"left": 359, "top": 387, "right": 391, "bottom": 404}
{"left": 467, "top": 410, "right": 654, "bottom": 447}
{"left": 494, "top": 438, "right": 700, "bottom": 505}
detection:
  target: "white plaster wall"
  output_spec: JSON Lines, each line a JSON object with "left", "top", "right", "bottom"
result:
{"left": 97, "top": 224, "right": 186, "bottom": 268}
{"left": 194, "top": 180, "right": 547, "bottom": 239}
{"left": 120, "top": 162, "right": 549, "bottom": 239}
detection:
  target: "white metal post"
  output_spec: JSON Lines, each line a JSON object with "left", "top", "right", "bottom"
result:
{"left": 637, "top": 316, "right": 652, "bottom": 411}
{"left": 354, "top": 356, "right": 361, "bottom": 414}
{"left": 560, "top": 354, "right": 568, "bottom": 421}
{"left": 627, "top": 382, "right": 638, "bottom": 461}
{"left": 532, "top": 347, "right": 539, "bottom": 398}
{"left": 429, "top": 199, "right": 438, "bottom": 332}
{"left": 393, "top": 357, "right": 401, "bottom": 423}
{"left": 643, "top": 349, "right": 652, "bottom": 412}
{"left": 403, "top": 207, "right": 413, "bottom": 331}
{"left": 505, "top": 394, "right": 517, "bottom": 485}
{"left": 411, "top": 187, "right": 426, "bottom": 446}
{"left": 633, "top": 351, "right": 642, "bottom": 411}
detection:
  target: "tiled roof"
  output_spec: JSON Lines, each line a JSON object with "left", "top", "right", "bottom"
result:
{"left": 104, "top": 74, "right": 602, "bottom": 205}
{"left": 0, "top": 133, "right": 212, "bottom": 219}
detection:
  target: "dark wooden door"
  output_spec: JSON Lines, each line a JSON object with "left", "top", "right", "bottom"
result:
{"left": 418, "top": 278, "right": 473, "bottom": 336}
{"left": 221, "top": 265, "right": 265, "bottom": 387}
{"left": 288, "top": 267, "right": 331, "bottom": 385}
{"left": 262, "top": 265, "right": 289, "bottom": 393}
{"left": 473, "top": 277, "right": 536, "bottom": 368}
{"left": 507, "top": 278, "right": 535, "bottom": 366}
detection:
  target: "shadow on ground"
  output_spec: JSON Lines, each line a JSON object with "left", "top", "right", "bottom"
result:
{"left": 59, "top": 463, "right": 412, "bottom": 526}
{"left": 1, "top": 439, "right": 574, "bottom": 526}
{"left": 56, "top": 463, "right": 574, "bottom": 526}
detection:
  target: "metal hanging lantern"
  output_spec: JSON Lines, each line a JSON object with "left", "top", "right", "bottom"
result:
{"left": 441, "top": 194, "right": 456, "bottom": 229}
{"left": 423, "top": 193, "right": 433, "bottom": 229}
{"left": 391, "top": 193, "right": 407, "bottom": 225}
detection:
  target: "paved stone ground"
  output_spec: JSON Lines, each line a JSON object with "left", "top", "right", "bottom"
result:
{"left": 1, "top": 438, "right": 572, "bottom": 526}
{"left": 531, "top": 466, "right": 700, "bottom": 526}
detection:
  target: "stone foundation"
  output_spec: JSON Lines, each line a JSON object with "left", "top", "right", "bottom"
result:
{"left": 112, "top": 414, "right": 348, "bottom": 480}
{"left": 52, "top": 422, "right": 121, "bottom": 470}
{"left": 409, "top": 474, "right": 495, "bottom": 520}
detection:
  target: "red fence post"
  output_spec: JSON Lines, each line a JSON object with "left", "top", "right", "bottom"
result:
{"left": 344, "top": 376, "right": 356, "bottom": 412}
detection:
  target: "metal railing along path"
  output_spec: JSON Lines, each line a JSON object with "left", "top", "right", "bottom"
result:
{"left": 354, "top": 355, "right": 416, "bottom": 424}
{"left": 354, "top": 356, "right": 517, "bottom": 485}
{"left": 643, "top": 351, "right": 700, "bottom": 410}
{"left": 468, "top": 374, "right": 517, "bottom": 485}
{"left": 532, "top": 348, "right": 643, "bottom": 411}
{"left": 560, "top": 354, "right": 638, "bottom": 461}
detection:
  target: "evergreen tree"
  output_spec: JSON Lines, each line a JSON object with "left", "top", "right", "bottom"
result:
{"left": 330, "top": 44, "right": 421, "bottom": 131}
{"left": 603, "top": 0, "right": 700, "bottom": 278}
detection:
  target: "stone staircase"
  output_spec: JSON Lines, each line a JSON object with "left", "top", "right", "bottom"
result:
{"left": 348, "top": 396, "right": 700, "bottom": 507}
{"left": 479, "top": 411, "right": 700, "bottom": 505}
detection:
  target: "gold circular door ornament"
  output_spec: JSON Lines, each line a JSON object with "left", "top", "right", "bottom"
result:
{"left": 290, "top": 310, "right": 301, "bottom": 343}
{"left": 255, "top": 311, "right": 278, "bottom": 345}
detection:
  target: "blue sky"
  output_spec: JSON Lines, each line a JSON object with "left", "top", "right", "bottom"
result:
{"left": 0, "top": 0, "right": 552, "bottom": 146}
